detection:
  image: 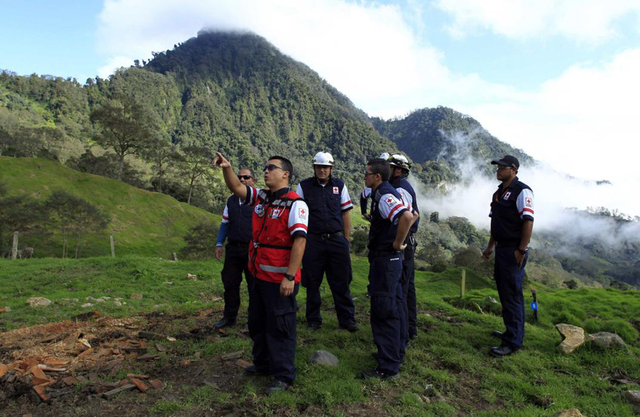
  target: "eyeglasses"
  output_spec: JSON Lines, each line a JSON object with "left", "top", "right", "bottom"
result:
{"left": 238, "top": 175, "right": 253, "bottom": 180}
{"left": 364, "top": 172, "right": 375, "bottom": 177}
{"left": 264, "top": 164, "right": 283, "bottom": 172}
{"left": 496, "top": 165, "right": 512, "bottom": 171}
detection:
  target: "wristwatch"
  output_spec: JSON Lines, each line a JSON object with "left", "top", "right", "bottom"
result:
{"left": 517, "top": 248, "right": 527, "bottom": 255}
{"left": 284, "top": 273, "right": 295, "bottom": 282}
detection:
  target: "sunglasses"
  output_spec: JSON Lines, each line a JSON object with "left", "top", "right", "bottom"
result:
{"left": 264, "top": 164, "right": 283, "bottom": 172}
{"left": 239, "top": 175, "right": 253, "bottom": 180}
{"left": 496, "top": 165, "right": 512, "bottom": 171}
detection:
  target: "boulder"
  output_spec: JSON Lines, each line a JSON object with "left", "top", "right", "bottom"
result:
{"left": 26, "top": 297, "right": 51, "bottom": 307}
{"left": 624, "top": 391, "right": 640, "bottom": 413}
{"left": 587, "top": 332, "right": 628, "bottom": 350}
{"left": 555, "top": 324, "right": 585, "bottom": 354}
{"left": 308, "top": 350, "right": 339, "bottom": 366}
{"left": 553, "top": 409, "right": 584, "bottom": 417}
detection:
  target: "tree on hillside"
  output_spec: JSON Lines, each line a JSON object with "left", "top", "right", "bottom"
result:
{"left": 45, "top": 191, "right": 109, "bottom": 258}
{"left": 179, "top": 146, "right": 215, "bottom": 205}
{"left": 90, "top": 94, "right": 160, "bottom": 181}
{"left": 0, "top": 193, "right": 49, "bottom": 255}
{"left": 145, "top": 140, "right": 182, "bottom": 193}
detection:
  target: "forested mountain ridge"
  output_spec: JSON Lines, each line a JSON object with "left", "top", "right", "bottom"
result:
{"left": 372, "top": 107, "right": 533, "bottom": 184}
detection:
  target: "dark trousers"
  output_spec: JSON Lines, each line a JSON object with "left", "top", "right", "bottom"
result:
{"left": 302, "top": 235, "right": 355, "bottom": 326}
{"left": 494, "top": 247, "right": 528, "bottom": 349}
{"left": 248, "top": 279, "right": 298, "bottom": 384}
{"left": 400, "top": 239, "right": 417, "bottom": 345}
{"left": 221, "top": 242, "right": 253, "bottom": 321}
{"left": 368, "top": 253, "right": 405, "bottom": 374}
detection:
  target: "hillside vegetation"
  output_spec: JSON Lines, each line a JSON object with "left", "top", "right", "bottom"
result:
{"left": 0, "top": 157, "right": 218, "bottom": 257}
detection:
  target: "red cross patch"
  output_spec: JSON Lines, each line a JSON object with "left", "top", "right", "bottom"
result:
{"left": 525, "top": 197, "right": 532, "bottom": 207}
{"left": 298, "top": 207, "right": 307, "bottom": 219}
{"left": 333, "top": 187, "right": 339, "bottom": 194}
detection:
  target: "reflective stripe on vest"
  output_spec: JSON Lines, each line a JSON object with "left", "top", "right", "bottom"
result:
{"left": 259, "top": 264, "right": 289, "bottom": 273}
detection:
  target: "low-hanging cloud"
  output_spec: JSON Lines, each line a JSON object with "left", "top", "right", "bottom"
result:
{"left": 413, "top": 131, "right": 640, "bottom": 249}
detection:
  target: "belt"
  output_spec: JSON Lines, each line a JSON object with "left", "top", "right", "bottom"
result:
{"left": 227, "top": 241, "right": 250, "bottom": 247}
{"left": 309, "top": 231, "right": 344, "bottom": 240}
{"left": 368, "top": 249, "right": 401, "bottom": 258}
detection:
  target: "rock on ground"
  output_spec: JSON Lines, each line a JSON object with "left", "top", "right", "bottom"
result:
{"left": 308, "top": 350, "right": 339, "bottom": 366}
{"left": 555, "top": 324, "right": 585, "bottom": 354}
{"left": 26, "top": 297, "right": 51, "bottom": 307}
{"left": 624, "top": 391, "right": 640, "bottom": 413}
{"left": 587, "top": 332, "right": 628, "bottom": 350}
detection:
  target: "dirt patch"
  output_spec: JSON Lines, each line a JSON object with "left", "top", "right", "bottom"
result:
{"left": 0, "top": 311, "right": 261, "bottom": 416}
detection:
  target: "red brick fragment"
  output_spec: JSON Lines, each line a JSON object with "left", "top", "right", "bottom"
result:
{"left": 149, "top": 379, "right": 163, "bottom": 390}
{"left": 62, "top": 376, "right": 78, "bottom": 386}
{"left": 33, "top": 384, "right": 50, "bottom": 402}
{"left": 129, "top": 377, "right": 150, "bottom": 392}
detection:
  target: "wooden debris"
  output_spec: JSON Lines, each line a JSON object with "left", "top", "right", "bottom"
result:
{"left": 236, "top": 359, "right": 252, "bottom": 369}
{"left": 33, "top": 384, "right": 51, "bottom": 402}
{"left": 135, "top": 353, "right": 159, "bottom": 361}
{"left": 221, "top": 350, "right": 243, "bottom": 361}
{"left": 149, "top": 379, "right": 163, "bottom": 390}
{"left": 38, "top": 364, "right": 66, "bottom": 372}
{"left": 62, "top": 376, "right": 78, "bottom": 385}
{"left": 129, "top": 377, "right": 150, "bottom": 392}
{"left": 101, "top": 383, "right": 136, "bottom": 399}
{"left": 0, "top": 363, "right": 8, "bottom": 378}
{"left": 155, "top": 343, "right": 168, "bottom": 352}
{"left": 126, "top": 373, "right": 149, "bottom": 379}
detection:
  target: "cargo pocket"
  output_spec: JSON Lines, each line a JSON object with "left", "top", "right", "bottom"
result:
{"left": 370, "top": 292, "right": 397, "bottom": 321}
{"left": 272, "top": 294, "right": 297, "bottom": 337}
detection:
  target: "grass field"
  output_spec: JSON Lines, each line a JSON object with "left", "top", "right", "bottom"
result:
{"left": 1, "top": 255, "right": 639, "bottom": 416}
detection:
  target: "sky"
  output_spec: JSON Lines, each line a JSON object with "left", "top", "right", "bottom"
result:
{"left": 2, "top": 0, "right": 640, "bottom": 219}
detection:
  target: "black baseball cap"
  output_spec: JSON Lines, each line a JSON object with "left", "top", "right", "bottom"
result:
{"left": 491, "top": 155, "right": 519, "bottom": 169}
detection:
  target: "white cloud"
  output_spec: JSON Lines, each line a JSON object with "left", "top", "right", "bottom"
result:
{"left": 434, "top": 0, "right": 640, "bottom": 44}
{"left": 458, "top": 48, "right": 640, "bottom": 186}
{"left": 97, "top": 55, "right": 134, "bottom": 78}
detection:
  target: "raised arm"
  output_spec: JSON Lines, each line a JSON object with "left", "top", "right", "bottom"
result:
{"left": 211, "top": 152, "right": 247, "bottom": 201}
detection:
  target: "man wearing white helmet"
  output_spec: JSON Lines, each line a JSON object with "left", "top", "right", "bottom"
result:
{"left": 296, "top": 151, "right": 357, "bottom": 332}
{"left": 387, "top": 153, "right": 421, "bottom": 346}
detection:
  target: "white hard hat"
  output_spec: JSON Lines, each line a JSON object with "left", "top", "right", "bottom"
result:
{"left": 313, "top": 151, "right": 334, "bottom": 166}
{"left": 379, "top": 152, "right": 391, "bottom": 160}
{"left": 389, "top": 153, "right": 411, "bottom": 170}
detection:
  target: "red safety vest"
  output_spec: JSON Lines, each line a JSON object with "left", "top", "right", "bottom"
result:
{"left": 248, "top": 188, "right": 304, "bottom": 284}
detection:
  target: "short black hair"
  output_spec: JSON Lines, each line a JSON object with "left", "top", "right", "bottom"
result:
{"left": 268, "top": 156, "right": 293, "bottom": 176}
{"left": 367, "top": 158, "right": 390, "bottom": 182}
{"left": 238, "top": 167, "right": 255, "bottom": 178}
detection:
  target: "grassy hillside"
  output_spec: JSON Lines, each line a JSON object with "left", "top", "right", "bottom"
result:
{"left": 1, "top": 256, "right": 638, "bottom": 415}
{"left": 0, "top": 157, "right": 219, "bottom": 257}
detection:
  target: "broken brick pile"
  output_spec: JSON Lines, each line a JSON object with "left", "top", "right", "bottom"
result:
{"left": 0, "top": 313, "right": 169, "bottom": 403}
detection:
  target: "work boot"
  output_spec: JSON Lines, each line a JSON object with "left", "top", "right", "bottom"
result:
{"left": 214, "top": 317, "right": 236, "bottom": 328}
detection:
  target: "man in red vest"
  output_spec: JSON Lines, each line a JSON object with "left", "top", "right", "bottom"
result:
{"left": 212, "top": 152, "right": 308, "bottom": 393}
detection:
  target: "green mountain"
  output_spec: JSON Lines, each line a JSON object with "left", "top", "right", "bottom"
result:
{"left": 372, "top": 107, "right": 533, "bottom": 185}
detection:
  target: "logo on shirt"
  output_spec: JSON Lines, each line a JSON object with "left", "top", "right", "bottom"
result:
{"left": 385, "top": 196, "right": 396, "bottom": 208}
{"left": 271, "top": 208, "right": 283, "bottom": 219}
{"left": 298, "top": 207, "right": 307, "bottom": 220}
{"left": 333, "top": 186, "right": 339, "bottom": 195}
{"left": 255, "top": 204, "right": 265, "bottom": 217}
{"left": 503, "top": 191, "right": 511, "bottom": 200}
{"left": 525, "top": 197, "right": 532, "bottom": 207}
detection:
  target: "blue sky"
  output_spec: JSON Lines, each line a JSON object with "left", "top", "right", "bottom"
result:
{"left": 2, "top": 0, "right": 640, "bottom": 216}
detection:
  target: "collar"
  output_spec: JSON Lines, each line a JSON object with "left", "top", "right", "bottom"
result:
{"left": 266, "top": 187, "right": 290, "bottom": 201}
{"left": 313, "top": 176, "right": 333, "bottom": 186}
{"left": 498, "top": 175, "right": 519, "bottom": 190}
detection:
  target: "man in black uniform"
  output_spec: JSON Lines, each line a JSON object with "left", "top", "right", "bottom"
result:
{"left": 297, "top": 152, "right": 357, "bottom": 332}
{"left": 362, "top": 158, "right": 418, "bottom": 380}
{"left": 387, "top": 154, "right": 420, "bottom": 343}
{"left": 482, "top": 155, "right": 534, "bottom": 357}
{"left": 213, "top": 168, "right": 255, "bottom": 328}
